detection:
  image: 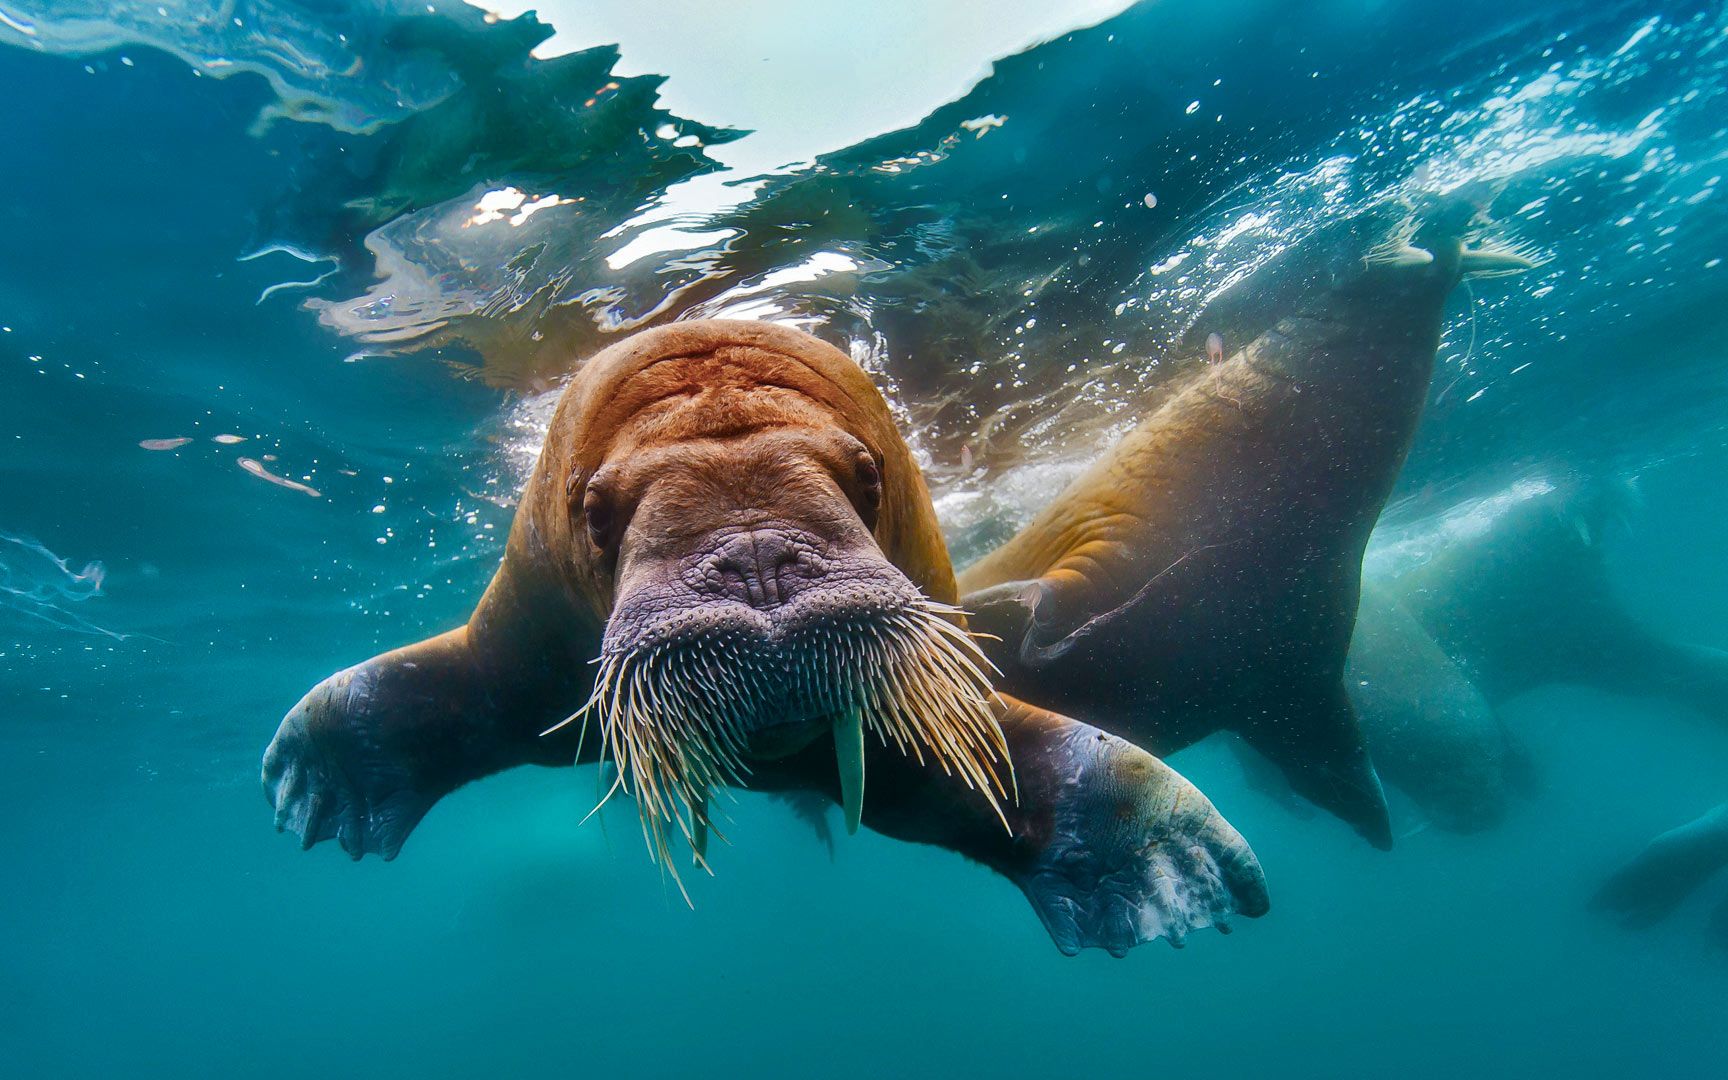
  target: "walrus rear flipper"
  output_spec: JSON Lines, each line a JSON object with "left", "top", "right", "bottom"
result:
{"left": 1239, "top": 684, "right": 1393, "bottom": 850}
{"left": 1591, "top": 803, "right": 1728, "bottom": 929}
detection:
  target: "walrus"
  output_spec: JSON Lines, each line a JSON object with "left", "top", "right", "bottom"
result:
{"left": 1343, "top": 582, "right": 1536, "bottom": 832}
{"left": 1222, "top": 583, "right": 1538, "bottom": 835}
{"left": 960, "top": 194, "right": 1533, "bottom": 848}
{"left": 1310, "top": 468, "right": 1723, "bottom": 835}
{"left": 1242, "top": 467, "right": 1725, "bottom": 836}
{"left": 1378, "top": 468, "right": 1728, "bottom": 721}
{"left": 1592, "top": 801, "right": 1728, "bottom": 947}
{"left": 263, "top": 319, "right": 1268, "bottom": 957}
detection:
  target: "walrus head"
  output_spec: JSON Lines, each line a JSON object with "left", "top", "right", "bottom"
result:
{"left": 531, "top": 321, "right": 1011, "bottom": 872}
{"left": 1177, "top": 192, "right": 1540, "bottom": 363}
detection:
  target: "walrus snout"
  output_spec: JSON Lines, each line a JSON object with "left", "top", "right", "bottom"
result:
{"left": 607, "top": 531, "right": 919, "bottom": 658}
{"left": 578, "top": 533, "right": 1009, "bottom": 857}
{"left": 683, "top": 526, "right": 831, "bottom": 610}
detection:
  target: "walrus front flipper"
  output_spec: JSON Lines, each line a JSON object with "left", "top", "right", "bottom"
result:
{"left": 264, "top": 626, "right": 591, "bottom": 860}
{"left": 265, "top": 660, "right": 448, "bottom": 861}
{"left": 1010, "top": 713, "right": 1270, "bottom": 956}
{"left": 1591, "top": 803, "right": 1728, "bottom": 929}
{"left": 857, "top": 695, "right": 1268, "bottom": 956}
{"left": 770, "top": 791, "right": 838, "bottom": 860}
{"left": 1239, "top": 684, "right": 1393, "bottom": 850}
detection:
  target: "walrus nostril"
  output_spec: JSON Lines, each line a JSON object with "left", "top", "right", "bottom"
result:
{"left": 694, "top": 529, "right": 816, "bottom": 609}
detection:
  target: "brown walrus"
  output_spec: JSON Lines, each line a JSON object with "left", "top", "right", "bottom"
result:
{"left": 263, "top": 319, "right": 1268, "bottom": 957}
{"left": 961, "top": 194, "right": 1534, "bottom": 848}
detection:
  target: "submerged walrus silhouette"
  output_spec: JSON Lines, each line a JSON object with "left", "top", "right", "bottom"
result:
{"left": 1345, "top": 470, "right": 1728, "bottom": 833}
{"left": 1594, "top": 801, "right": 1728, "bottom": 946}
{"left": 263, "top": 194, "right": 1527, "bottom": 955}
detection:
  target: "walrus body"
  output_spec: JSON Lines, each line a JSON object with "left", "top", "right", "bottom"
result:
{"left": 1379, "top": 471, "right": 1728, "bottom": 720}
{"left": 1328, "top": 470, "right": 1725, "bottom": 833}
{"left": 265, "top": 320, "right": 1267, "bottom": 956}
{"left": 1343, "top": 583, "right": 1534, "bottom": 832}
{"left": 263, "top": 196, "right": 1528, "bottom": 949}
{"left": 1225, "top": 583, "right": 1537, "bottom": 835}
{"left": 961, "top": 197, "right": 1518, "bottom": 848}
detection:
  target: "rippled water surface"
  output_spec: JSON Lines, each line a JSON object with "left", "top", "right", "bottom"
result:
{"left": 3, "top": 1, "right": 1726, "bottom": 1076}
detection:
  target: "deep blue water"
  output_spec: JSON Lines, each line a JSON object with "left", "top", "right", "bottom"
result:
{"left": 3, "top": 1, "right": 1726, "bottom": 1076}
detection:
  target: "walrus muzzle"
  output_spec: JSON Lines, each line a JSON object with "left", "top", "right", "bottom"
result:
{"left": 549, "top": 430, "right": 1011, "bottom": 879}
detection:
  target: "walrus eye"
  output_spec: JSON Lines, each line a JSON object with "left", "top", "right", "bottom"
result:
{"left": 854, "top": 453, "right": 883, "bottom": 524}
{"left": 583, "top": 486, "right": 615, "bottom": 550}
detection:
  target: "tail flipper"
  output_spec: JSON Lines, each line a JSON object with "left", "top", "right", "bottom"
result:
{"left": 1239, "top": 683, "right": 1393, "bottom": 850}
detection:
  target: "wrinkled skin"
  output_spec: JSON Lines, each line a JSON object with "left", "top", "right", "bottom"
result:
{"left": 264, "top": 320, "right": 1269, "bottom": 956}
{"left": 962, "top": 196, "right": 1508, "bottom": 849}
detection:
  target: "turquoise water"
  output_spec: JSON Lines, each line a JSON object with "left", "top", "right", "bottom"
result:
{"left": 3, "top": 1, "right": 1726, "bottom": 1075}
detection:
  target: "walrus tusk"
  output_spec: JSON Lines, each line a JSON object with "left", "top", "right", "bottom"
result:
{"left": 691, "top": 792, "right": 709, "bottom": 863}
{"left": 1459, "top": 245, "right": 1539, "bottom": 276}
{"left": 835, "top": 706, "right": 867, "bottom": 835}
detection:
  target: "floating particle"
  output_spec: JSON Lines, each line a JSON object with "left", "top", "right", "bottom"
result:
{"left": 140, "top": 437, "right": 192, "bottom": 451}
{"left": 212, "top": 434, "right": 247, "bottom": 444}
{"left": 1206, "top": 333, "right": 1225, "bottom": 363}
{"left": 237, "top": 457, "right": 321, "bottom": 498}
{"left": 1142, "top": 193, "right": 1158, "bottom": 209}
